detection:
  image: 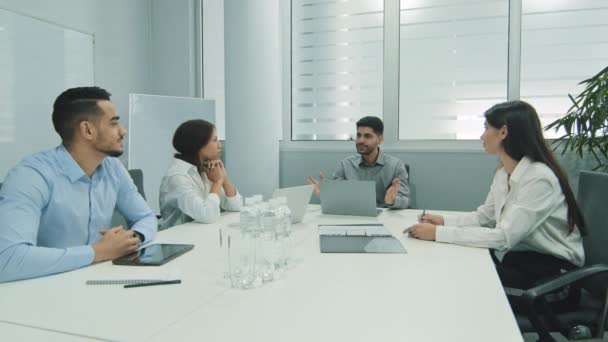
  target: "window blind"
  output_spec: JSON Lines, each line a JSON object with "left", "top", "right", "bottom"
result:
{"left": 520, "top": 0, "right": 608, "bottom": 138}
{"left": 292, "top": 0, "right": 384, "bottom": 140}
{"left": 398, "top": 0, "right": 509, "bottom": 140}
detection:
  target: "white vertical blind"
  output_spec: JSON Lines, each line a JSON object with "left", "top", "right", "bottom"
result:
{"left": 398, "top": 0, "right": 509, "bottom": 140}
{"left": 291, "top": 0, "right": 384, "bottom": 140}
{"left": 520, "top": 0, "right": 608, "bottom": 138}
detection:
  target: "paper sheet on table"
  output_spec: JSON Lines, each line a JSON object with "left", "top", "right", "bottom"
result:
{"left": 319, "top": 224, "right": 391, "bottom": 237}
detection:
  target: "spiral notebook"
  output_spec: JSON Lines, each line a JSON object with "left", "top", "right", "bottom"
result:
{"left": 86, "top": 279, "right": 166, "bottom": 285}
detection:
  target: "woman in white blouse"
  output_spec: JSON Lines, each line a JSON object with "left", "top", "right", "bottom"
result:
{"left": 405, "top": 100, "right": 586, "bottom": 311}
{"left": 159, "top": 119, "right": 242, "bottom": 229}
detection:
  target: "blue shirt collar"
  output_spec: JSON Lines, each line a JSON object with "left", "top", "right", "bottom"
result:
{"left": 56, "top": 145, "right": 88, "bottom": 183}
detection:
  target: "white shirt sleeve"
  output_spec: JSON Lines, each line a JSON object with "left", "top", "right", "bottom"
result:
{"left": 220, "top": 189, "right": 242, "bottom": 212}
{"left": 168, "top": 174, "right": 221, "bottom": 224}
{"left": 436, "top": 176, "right": 558, "bottom": 251}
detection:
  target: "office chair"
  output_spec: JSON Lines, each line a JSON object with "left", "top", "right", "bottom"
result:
{"left": 516, "top": 170, "right": 608, "bottom": 341}
{"left": 128, "top": 169, "right": 146, "bottom": 200}
{"left": 110, "top": 169, "right": 150, "bottom": 228}
{"left": 402, "top": 162, "right": 415, "bottom": 208}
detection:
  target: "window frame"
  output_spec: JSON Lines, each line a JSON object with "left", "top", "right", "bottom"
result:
{"left": 283, "top": 0, "right": 524, "bottom": 152}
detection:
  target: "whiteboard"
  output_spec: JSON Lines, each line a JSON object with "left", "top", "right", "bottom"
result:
{"left": 128, "top": 94, "right": 215, "bottom": 214}
{"left": 0, "top": 8, "right": 94, "bottom": 180}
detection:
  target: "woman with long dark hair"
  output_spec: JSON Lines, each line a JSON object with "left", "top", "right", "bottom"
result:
{"left": 159, "top": 119, "right": 241, "bottom": 229}
{"left": 405, "top": 100, "right": 585, "bottom": 310}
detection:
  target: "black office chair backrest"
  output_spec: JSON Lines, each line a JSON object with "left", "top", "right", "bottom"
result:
{"left": 402, "top": 162, "right": 414, "bottom": 208}
{"left": 111, "top": 169, "right": 147, "bottom": 229}
{"left": 128, "top": 169, "right": 146, "bottom": 200}
{"left": 578, "top": 170, "right": 608, "bottom": 266}
{"left": 578, "top": 170, "right": 608, "bottom": 297}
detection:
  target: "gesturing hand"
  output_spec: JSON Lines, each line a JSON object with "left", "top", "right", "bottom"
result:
{"left": 384, "top": 178, "right": 400, "bottom": 206}
{"left": 306, "top": 172, "right": 325, "bottom": 196}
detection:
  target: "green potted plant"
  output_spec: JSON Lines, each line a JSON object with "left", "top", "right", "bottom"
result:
{"left": 546, "top": 65, "right": 608, "bottom": 172}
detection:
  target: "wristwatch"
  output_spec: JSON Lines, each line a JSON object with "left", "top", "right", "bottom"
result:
{"left": 133, "top": 231, "right": 145, "bottom": 243}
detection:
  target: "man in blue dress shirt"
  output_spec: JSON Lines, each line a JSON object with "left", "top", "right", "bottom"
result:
{"left": 0, "top": 87, "right": 157, "bottom": 283}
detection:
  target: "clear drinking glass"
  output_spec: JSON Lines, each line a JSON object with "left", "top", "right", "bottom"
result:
{"left": 222, "top": 226, "right": 256, "bottom": 289}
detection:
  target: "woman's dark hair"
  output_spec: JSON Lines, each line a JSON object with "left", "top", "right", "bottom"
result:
{"left": 172, "top": 119, "right": 215, "bottom": 169}
{"left": 484, "top": 100, "right": 586, "bottom": 235}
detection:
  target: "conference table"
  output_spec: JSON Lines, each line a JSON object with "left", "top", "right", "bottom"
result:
{"left": 0, "top": 206, "right": 522, "bottom": 342}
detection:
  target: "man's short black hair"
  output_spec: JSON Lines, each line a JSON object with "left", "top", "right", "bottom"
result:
{"left": 52, "top": 86, "right": 112, "bottom": 145}
{"left": 356, "top": 116, "right": 383, "bottom": 135}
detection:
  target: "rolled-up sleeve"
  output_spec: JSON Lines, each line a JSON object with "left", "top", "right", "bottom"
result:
{"left": 0, "top": 167, "right": 94, "bottom": 283}
{"left": 386, "top": 160, "right": 410, "bottom": 209}
{"left": 331, "top": 160, "right": 346, "bottom": 180}
{"left": 220, "top": 190, "right": 242, "bottom": 212}
{"left": 168, "top": 174, "right": 222, "bottom": 224}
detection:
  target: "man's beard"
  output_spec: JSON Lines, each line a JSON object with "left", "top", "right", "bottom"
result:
{"left": 98, "top": 148, "right": 123, "bottom": 157}
{"left": 106, "top": 150, "right": 124, "bottom": 157}
{"left": 97, "top": 142, "right": 124, "bottom": 157}
{"left": 357, "top": 144, "right": 374, "bottom": 155}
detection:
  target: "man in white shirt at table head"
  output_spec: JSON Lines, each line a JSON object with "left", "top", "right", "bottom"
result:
{"left": 0, "top": 86, "right": 157, "bottom": 283}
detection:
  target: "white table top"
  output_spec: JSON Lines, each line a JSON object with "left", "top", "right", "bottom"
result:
{"left": 0, "top": 321, "right": 102, "bottom": 342}
{"left": 0, "top": 206, "right": 522, "bottom": 342}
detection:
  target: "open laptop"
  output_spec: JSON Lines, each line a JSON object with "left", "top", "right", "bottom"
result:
{"left": 320, "top": 180, "right": 381, "bottom": 217}
{"left": 272, "top": 184, "right": 314, "bottom": 223}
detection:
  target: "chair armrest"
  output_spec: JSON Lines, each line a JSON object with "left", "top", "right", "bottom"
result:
{"left": 523, "top": 264, "right": 608, "bottom": 301}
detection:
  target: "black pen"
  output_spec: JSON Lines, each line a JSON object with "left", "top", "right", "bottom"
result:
{"left": 419, "top": 209, "right": 426, "bottom": 222}
{"left": 124, "top": 279, "right": 181, "bottom": 288}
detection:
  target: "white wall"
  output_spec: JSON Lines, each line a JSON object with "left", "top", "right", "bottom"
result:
{"left": 148, "top": 0, "right": 199, "bottom": 99}
{"left": 202, "top": 0, "right": 225, "bottom": 139}
{"left": 148, "top": 0, "right": 228, "bottom": 139}
{"left": 224, "top": 0, "right": 281, "bottom": 198}
{"left": 0, "top": 0, "right": 152, "bottom": 133}
{"left": 0, "top": 0, "right": 205, "bottom": 167}
{"left": 0, "top": 0, "right": 215, "bottom": 195}
{"left": 0, "top": 8, "right": 94, "bottom": 179}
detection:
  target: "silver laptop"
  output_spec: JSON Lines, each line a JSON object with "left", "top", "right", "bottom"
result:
{"left": 272, "top": 184, "right": 314, "bottom": 223}
{"left": 320, "top": 180, "right": 381, "bottom": 217}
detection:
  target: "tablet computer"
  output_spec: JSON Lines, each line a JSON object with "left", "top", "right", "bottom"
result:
{"left": 112, "top": 243, "right": 194, "bottom": 266}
